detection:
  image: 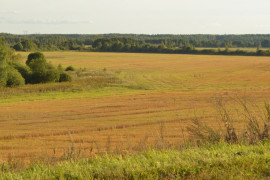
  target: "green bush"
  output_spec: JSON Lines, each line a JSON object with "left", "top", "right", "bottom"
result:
{"left": 44, "top": 68, "right": 60, "bottom": 83}
{"left": 59, "top": 72, "right": 72, "bottom": 82}
{"left": 28, "top": 58, "right": 60, "bottom": 84}
{"left": 12, "top": 63, "right": 32, "bottom": 84}
{"left": 30, "top": 68, "right": 60, "bottom": 84}
{"left": 0, "top": 48, "right": 73, "bottom": 87}
{"left": 26, "top": 52, "right": 46, "bottom": 65}
{"left": 21, "top": 40, "right": 37, "bottom": 52}
{"left": 6, "top": 67, "right": 25, "bottom": 87}
{"left": 65, "top": 65, "right": 75, "bottom": 71}
{"left": 57, "top": 64, "right": 64, "bottom": 72}
{"left": 0, "top": 63, "right": 8, "bottom": 87}
{"left": 13, "top": 42, "right": 24, "bottom": 51}
{"left": 27, "top": 58, "right": 47, "bottom": 71}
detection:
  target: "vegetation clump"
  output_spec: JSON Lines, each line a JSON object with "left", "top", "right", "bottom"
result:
{"left": 0, "top": 38, "right": 25, "bottom": 87}
{"left": 26, "top": 51, "right": 45, "bottom": 65}
{"left": 65, "top": 65, "right": 75, "bottom": 71}
{"left": 5, "top": 67, "right": 25, "bottom": 87}
{"left": 27, "top": 55, "right": 60, "bottom": 83}
{"left": 59, "top": 72, "right": 73, "bottom": 82}
{"left": 0, "top": 39, "right": 72, "bottom": 87}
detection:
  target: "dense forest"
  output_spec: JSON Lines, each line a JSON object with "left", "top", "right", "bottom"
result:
{"left": 1, "top": 33, "right": 270, "bottom": 56}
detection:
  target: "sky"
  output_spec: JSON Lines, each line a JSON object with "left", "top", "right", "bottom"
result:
{"left": 0, "top": 0, "right": 270, "bottom": 34}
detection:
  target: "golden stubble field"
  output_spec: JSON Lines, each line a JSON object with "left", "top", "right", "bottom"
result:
{"left": 1, "top": 52, "right": 270, "bottom": 162}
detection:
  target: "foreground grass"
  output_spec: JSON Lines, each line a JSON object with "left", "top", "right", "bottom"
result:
{"left": 2, "top": 142, "right": 270, "bottom": 179}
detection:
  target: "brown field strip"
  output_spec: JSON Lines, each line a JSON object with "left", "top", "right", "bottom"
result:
{"left": 0, "top": 91, "right": 208, "bottom": 159}
{"left": 0, "top": 90, "right": 267, "bottom": 161}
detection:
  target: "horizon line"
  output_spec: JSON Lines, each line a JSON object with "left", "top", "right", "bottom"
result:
{"left": 1, "top": 32, "right": 270, "bottom": 36}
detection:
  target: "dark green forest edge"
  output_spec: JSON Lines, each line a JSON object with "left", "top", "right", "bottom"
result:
{"left": 1, "top": 33, "right": 270, "bottom": 56}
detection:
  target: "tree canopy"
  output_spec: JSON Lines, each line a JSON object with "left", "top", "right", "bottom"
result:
{"left": 0, "top": 39, "right": 72, "bottom": 87}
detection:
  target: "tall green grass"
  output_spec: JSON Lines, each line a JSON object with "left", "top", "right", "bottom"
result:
{"left": 1, "top": 141, "right": 269, "bottom": 179}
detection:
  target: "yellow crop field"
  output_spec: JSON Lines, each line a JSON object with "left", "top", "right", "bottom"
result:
{"left": 1, "top": 52, "right": 270, "bottom": 162}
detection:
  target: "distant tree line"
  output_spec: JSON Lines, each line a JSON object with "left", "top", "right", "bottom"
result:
{"left": 1, "top": 33, "right": 270, "bottom": 56}
{"left": 91, "top": 38, "right": 270, "bottom": 56}
{"left": 0, "top": 38, "right": 72, "bottom": 87}
{"left": 1, "top": 34, "right": 84, "bottom": 51}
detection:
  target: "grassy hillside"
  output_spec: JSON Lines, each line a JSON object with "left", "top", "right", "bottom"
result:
{"left": 1, "top": 142, "right": 269, "bottom": 179}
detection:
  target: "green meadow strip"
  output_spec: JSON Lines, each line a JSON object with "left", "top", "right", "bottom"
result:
{"left": 1, "top": 142, "right": 269, "bottom": 179}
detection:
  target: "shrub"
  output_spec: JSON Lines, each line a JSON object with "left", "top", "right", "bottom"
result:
{"left": 57, "top": 64, "right": 64, "bottom": 72}
{"left": 28, "top": 58, "right": 60, "bottom": 83}
{"left": 13, "top": 42, "right": 24, "bottom": 51}
{"left": 0, "top": 48, "right": 73, "bottom": 87}
{"left": 28, "top": 58, "right": 47, "bottom": 71}
{"left": 59, "top": 72, "right": 72, "bottom": 82}
{"left": 30, "top": 68, "right": 60, "bottom": 84}
{"left": 44, "top": 68, "right": 60, "bottom": 83}
{"left": 12, "top": 63, "right": 31, "bottom": 84}
{"left": 0, "top": 63, "right": 8, "bottom": 87}
{"left": 21, "top": 40, "right": 37, "bottom": 52}
{"left": 65, "top": 66, "right": 75, "bottom": 71}
{"left": 26, "top": 52, "right": 46, "bottom": 65}
{"left": 6, "top": 67, "right": 25, "bottom": 87}
{"left": 0, "top": 39, "right": 25, "bottom": 87}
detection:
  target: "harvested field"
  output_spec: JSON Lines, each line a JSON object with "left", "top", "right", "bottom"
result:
{"left": 1, "top": 52, "right": 270, "bottom": 162}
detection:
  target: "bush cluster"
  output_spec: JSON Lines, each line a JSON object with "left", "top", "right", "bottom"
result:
{"left": 21, "top": 52, "right": 72, "bottom": 85}
{"left": 65, "top": 65, "right": 75, "bottom": 71}
{"left": 0, "top": 39, "right": 72, "bottom": 87}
